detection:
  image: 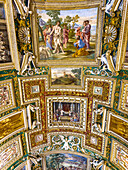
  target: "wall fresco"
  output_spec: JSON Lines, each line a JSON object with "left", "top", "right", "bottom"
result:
{"left": 46, "top": 153, "right": 88, "bottom": 170}
{"left": 37, "top": 7, "right": 98, "bottom": 62}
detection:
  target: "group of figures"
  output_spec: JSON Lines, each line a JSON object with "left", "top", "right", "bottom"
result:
{"left": 42, "top": 20, "right": 91, "bottom": 56}
{"left": 53, "top": 102, "right": 80, "bottom": 122}
{"left": 53, "top": 108, "right": 79, "bottom": 122}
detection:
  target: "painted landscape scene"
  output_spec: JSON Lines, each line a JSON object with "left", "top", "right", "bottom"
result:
{"left": 37, "top": 8, "right": 98, "bottom": 62}
{"left": 46, "top": 153, "right": 87, "bottom": 170}
{"left": 51, "top": 67, "right": 81, "bottom": 86}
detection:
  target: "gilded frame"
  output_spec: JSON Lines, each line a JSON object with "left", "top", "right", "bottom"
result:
{"left": 115, "top": 0, "right": 128, "bottom": 71}
{"left": 0, "top": 135, "right": 23, "bottom": 170}
{"left": 25, "top": 129, "right": 44, "bottom": 153}
{"left": 49, "top": 66, "right": 84, "bottom": 90}
{"left": 110, "top": 139, "right": 128, "bottom": 170}
{"left": 106, "top": 112, "right": 128, "bottom": 143}
{"left": 31, "top": 0, "right": 105, "bottom": 66}
{"left": 118, "top": 79, "right": 128, "bottom": 114}
{"left": 15, "top": 161, "right": 28, "bottom": 170}
{"left": 0, "top": 109, "right": 28, "bottom": 143}
{"left": 0, "top": 79, "right": 16, "bottom": 114}
{"left": 46, "top": 96, "right": 87, "bottom": 131}
{"left": 0, "top": 0, "right": 20, "bottom": 71}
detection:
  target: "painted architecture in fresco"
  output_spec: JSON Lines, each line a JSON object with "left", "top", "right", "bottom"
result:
{"left": 53, "top": 102, "right": 80, "bottom": 122}
{"left": 51, "top": 67, "right": 81, "bottom": 86}
{"left": 37, "top": 8, "right": 97, "bottom": 61}
{"left": 0, "top": 0, "right": 128, "bottom": 170}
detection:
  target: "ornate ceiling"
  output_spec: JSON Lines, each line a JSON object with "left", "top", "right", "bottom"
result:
{"left": 0, "top": 0, "right": 128, "bottom": 169}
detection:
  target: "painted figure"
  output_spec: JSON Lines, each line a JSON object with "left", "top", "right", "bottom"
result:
{"left": 50, "top": 21, "right": 64, "bottom": 54}
{"left": 46, "top": 25, "right": 53, "bottom": 50}
{"left": 74, "top": 36, "right": 85, "bottom": 50}
{"left": 43, "top": 25, "right": 49, "bottom": 44}
{"left": 82, "top": 20, "right": 91, "bottom": 50}
{"left": 63, "top": 24, "right": 69, "bottom": 48}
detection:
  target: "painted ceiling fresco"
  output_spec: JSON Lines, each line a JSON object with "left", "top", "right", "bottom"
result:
{"left": 0, "top": 0, "right": 128, "bottom": 170}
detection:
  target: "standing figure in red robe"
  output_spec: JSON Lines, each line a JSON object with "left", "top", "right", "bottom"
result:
{"left": 82, "top": 20, "right": 91, "bottom": 50}
{"left": 63, "top": 24, "right": 69, "bottom": 48}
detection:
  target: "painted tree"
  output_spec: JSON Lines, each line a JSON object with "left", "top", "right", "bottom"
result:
{"left": 47, "top": 19, "right": 52, "bottom": 26}
{"left": 46, "top": 10, "right": 61, "bottom": 25}
{"left": 46, "top": 153, "right": 66, "bottom": 170}
{"left": 71, "top": 68, "right": 81, "bottom": 81}
{"left": 64, "top": 16, "right": 73, "bottom": 26}
{"left": 37, "top": 14, "right": 44, "bottom": 41}
{"left": 72, "top": 15, "right": 80, "bottom": 27}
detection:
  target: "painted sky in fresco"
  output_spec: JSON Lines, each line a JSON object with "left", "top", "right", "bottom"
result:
{"left": 51, "top": 68, "right": 81, "bottom": 79}
{"left": 37, "top": 7, "right": 98, "bottom": 35}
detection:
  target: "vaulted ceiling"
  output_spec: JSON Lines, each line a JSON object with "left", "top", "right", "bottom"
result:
{"left": 0, "top": 0, "right": 128, "bottom": 170}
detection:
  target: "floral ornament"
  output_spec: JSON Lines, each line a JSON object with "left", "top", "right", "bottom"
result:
{"left": 102, "top": 10, "right": 122, "bottom": 55}
{"left": 18, "top": 26, "right": 30, "bottom": 44}
{"left": 14, "top": 15, "right": 32, "bottom": 54}
{"left": 104, "top": 25, "right": 117, "bottom": 44}
{"left": 84, "top": 68, "right": 113, "bottom": 77}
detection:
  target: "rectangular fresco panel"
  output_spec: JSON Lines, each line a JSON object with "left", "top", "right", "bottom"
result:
{"left": 109, "top": 115, "right": 128, "bottom": 141}
{"left": 0, "top": 85, "right": 10, "bottom": 107}
{"left": 51, "top": 67, "right": 81, "bottom": 86}
{"left": 116, "top": 147, "right": 128, "bottom": 169}
{"left": 0, "top": 79, "right": 16, "bottom": 114}
{"left": 0, "top": 3, "right": 11, "bottom": 63}
{"left": 46, "top": 153, "right": 88, "bottom": 170}
{"left": 0, "top": 110, "right": 27, "bottom": 141}
{"left": 37, "top": 7, "right": 98, "bottom": 62}
{"left": 0, "top": 136, "right": 23, "bottom": 170}
{"left": 111, "top": 140, "right": 128, "bottom": 170}
{"left": 53, "top": 102, "right": 80, "bottom": 122}
{"left": 47, "top": 96, "right": 87, "bottom": 131}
